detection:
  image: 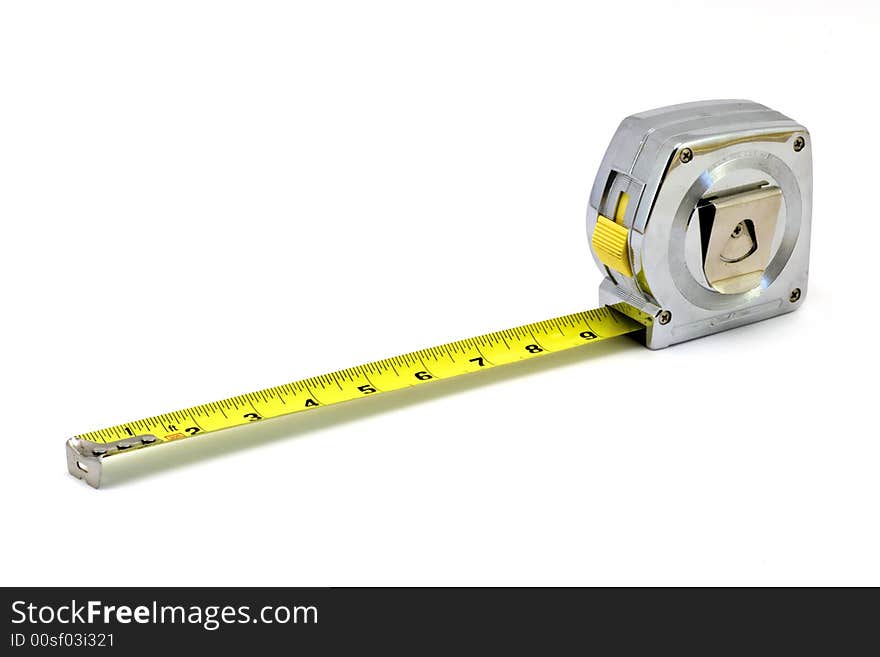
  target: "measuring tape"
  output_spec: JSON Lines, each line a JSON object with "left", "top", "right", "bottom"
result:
{"left": 67, "top": 308, "right": 643, "bottom": 486}
{"left": 67, "top": 100, "right": 812, "bottom": 487}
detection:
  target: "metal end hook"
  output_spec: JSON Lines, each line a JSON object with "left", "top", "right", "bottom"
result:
{"left": 66, "top": 434, "right": 159, "bottom": 488}
{"left": 66, "top": 438, "right": 103, "bottom": 489}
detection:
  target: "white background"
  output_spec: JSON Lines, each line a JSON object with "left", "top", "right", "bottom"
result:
{"left": 1, "top": 1, "right": 877, "bottom": 586}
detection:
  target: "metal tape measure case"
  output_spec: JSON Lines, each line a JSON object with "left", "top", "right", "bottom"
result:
{"left": 588, "top": 100, "right": 811, "bottom": 348}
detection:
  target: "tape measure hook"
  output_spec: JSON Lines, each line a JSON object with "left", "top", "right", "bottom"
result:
{"left": 66, "top": 434, "right": 159, "bottom": 489}
{"left": 66, "top": 439, "right": 102, "bottom": 488}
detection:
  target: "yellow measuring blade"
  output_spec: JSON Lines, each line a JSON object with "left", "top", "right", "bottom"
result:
{"left": 67, "top": 306, "right": 643, "bottom": 487}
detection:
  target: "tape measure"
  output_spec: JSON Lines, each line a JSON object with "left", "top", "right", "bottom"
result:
{"left": 67, "top": 99, "right": 812, "bottom": 488}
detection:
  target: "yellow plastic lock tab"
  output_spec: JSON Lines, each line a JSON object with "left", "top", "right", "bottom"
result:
{"left": 592, "top": 214, "right": 632, "bottom": 277}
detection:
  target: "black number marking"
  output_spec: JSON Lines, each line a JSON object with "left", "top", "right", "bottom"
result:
{"left": 124, "top": 427, "right": 134, "bottom": 436}
{"left": 185, "top": 426, "right": 201, "bottom": 435}
{"left": 469, "top": 356, "right": 485, "bottom": 367}
{"left": 579, "top": 330, "right": 598, "bottom": 340}
{"left": 167, "top": 424, "right": 177, "bottom": 432}
{"left": 414, "top": 371, "right": 433, "bottom": 381}
{"left": 357, "top": 384, "right": 377, "bottom": 394}
{"left": 305, "top": 398, "right": 319, "bottom": 407}
{"left": 244, "top": 412, "right": 262, "bottom": 421}
{"left": 524, "top": 344, "right": 543, "bottom": 353}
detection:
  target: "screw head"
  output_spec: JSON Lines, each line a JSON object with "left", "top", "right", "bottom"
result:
{"left": 658, "top": 310, "right": 672, "bottom": 325}
{"left": 789, "top": 288, "right": 802, "bottom": 303}
{"left": 679, "top": 148, "right": 693, "bottom": 163}
{"left": 793, "top": 136, "right": 806, "bottom": 152}
{"left": 731, "top": 222, "right": 744, "bottom": 238}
